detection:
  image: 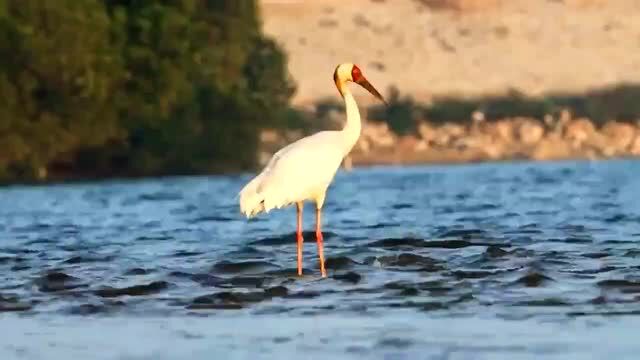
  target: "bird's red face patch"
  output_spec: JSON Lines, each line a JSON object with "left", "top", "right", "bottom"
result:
{"left": 351, "top": 65, "right": 364, "bottom": 83}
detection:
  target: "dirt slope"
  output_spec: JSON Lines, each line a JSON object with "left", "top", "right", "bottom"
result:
{"left": 260, "top": 0, "right": 640, "bottom": 106}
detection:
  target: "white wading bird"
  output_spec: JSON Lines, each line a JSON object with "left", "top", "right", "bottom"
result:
{"left": 239, "top": 63, "right": 386, "bottom": 277}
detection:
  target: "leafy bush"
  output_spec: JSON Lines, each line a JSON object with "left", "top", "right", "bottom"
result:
{"left": 0, "top": 0, "right": 295, "bottom": 182}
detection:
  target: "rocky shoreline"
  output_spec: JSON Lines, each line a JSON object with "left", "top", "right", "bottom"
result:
{"left": 258, "top": 0, "right": 640, "bottom": 168}
{"left": 259, "top": 110, "right": 640, "bottom": 169}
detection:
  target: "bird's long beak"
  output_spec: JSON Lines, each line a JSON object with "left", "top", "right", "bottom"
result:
{"left": 355, "top": 77, "right": 387, "bottom": 105}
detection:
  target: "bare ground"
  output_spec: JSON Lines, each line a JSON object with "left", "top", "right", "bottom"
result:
{"left": 260, "top": 0, "right": 640, "bottom": 106}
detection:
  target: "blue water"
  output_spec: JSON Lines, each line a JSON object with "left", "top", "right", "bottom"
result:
{"left": 1, "top": 159, "right": 640, "bottom": 359}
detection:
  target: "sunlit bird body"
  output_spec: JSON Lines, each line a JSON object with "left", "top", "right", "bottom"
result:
{"left": 239, "top": 63, "right": 386, "bottom": 277}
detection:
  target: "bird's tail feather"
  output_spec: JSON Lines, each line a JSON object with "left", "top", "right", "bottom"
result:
{"left": 239, "top": 173, "right": 297, "bottom": 218}
{"left": 239, "top": 174, "right": 266, "bottom": 218}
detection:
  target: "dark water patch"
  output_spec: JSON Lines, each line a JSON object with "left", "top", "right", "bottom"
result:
{"left": 188, "top": 215, "right": 235, "bottom": 223}
{"left": 141, "top": 221, "right": 162, "bottom": 229}
{"left": 0, "top": 294, "right": 32, "bottom": 312}
{"left": 568, "top": 310, "right": 640, "bottom": 317}
{"left": 0, "top": 302, "right": 32, "bottom": 312}
{"left": 189, "top": 274, "right": 224, "bottom": 287}
{"left": 376, "top": 337, "right": 412, "bottom": 349}
{"left": 451, "top": 293, "right": 475, "bottom": 304}
{"left": 453, "top": 270, "right": 500, "bottom": 279}
{"left": 558, "top": 224, "right": 590, "bottom": 232}
{"left": 566, "top": 266, "right": 617, "bottom": 275}
{"left": 0, "top": 255, "right": 27, "bottom": 265}
{"left": 168, "top": 271, "right": 193, "bottom": 279}
{"left": 169, "top": 204, "right": 197, "bottom": 215}
{"left": 224, "top": 246, "right": 274, "bottom": 260}
{"left": 217, "top": 276, "right": 265, "bottom": 288}
{"left": 386, "top": 300, "right": 448, "bottom": 311}
{"left": 624, "top": 249, "right": 640, "bottom": 257}
{"left": 237, "top": 303, "right": 295, "bottom": 313}
{"left": 264, "top": 286, "right": 289, "bottom": 297}
{"left": 36, "top": 271, "right": 86, "bottom": 293}
{"left": 397, "top": 287, "right": 419, "bottom": 296}
{"left": 421, "top": 302, "right": 449, "bottom": 312}
{"left": 137, "top": 192, "right": 183, "bottom": 202}
{"left": 377, "top": 253, "right": 444, "bottom": 272}
{"left": 514, "top": 272, "right": 554, "bottom": 287}
{"left": 325, "top": 256, "right": 358, "bottom": 270}
{"left": 455, "top": 215, "right": 487, "bottom": 223}
{"left": 171, "top": 250, "right": 204, "bottom": 258}
{"left": 24, "top": 238, "right": 56, "bottom": 246}
{"left": 10, "top": 264, "right": 31, "bottom": 271}
{"left": 510, "top": 248, "right": 536, "bottom": 257}
{"left": 59, "top": 225, "right": 82, "bottom": 235}
{"left": 63, "top": 254, "right": 116, "bottom": 264}
{"left": 195, "top": 291, "right": 266, "bottom": 304}
{"left": 508, "top": 225, "right": 544, "bottom": 235}
{"left": 124, "top": 268, "right": 151, "bottom": 275}
{"left": 592, "top": 201, "right": 619, "bottom": 211}
{"left": 363, "top": 222, "right": 400, "bottom": 229}
{"left": 460, "top": 203, "right": 501, "bottom": 212}
{"left": 187, "top": 287, "right": 289, "bottom": 310}
{"left": 604, "top": 214, "right": 632, "bottom": 223}
{"left": 384, "top": 280, "right": 453, "bottom": 295}
{"left": 502, "top": 212, "right": 520, "bottom": 219}
{"left": 368, "top": 238, "right": 490, "bottom": 249}
{"left": 601, "top": 239, "right": 636, "bottom": 244}
{"left": 591, "top": 296, "right": 607, "bottom": 305}
{"left": 212, "top": 260, "right": 280, "bottom": 274}
{"left": 484, "top": 245, "right": 509, "bottom": 258}
{"left": 187, "top": 302, "right": 244, "bottom": 310}
{"left": 67, "top": 301, "right": 125, "bottom": 316}
{"left": 11, "top": 223, "right": 53, "bottom": 233}
{"left": 332, "top": 271, "right": 362, "bottom": 284}
{"left": 4, "top": 248, "right": 39, "bottom": 255}
{"left": 69, "top": 304, "right": 103, "bottom": 315}
{"left": 362, "top": 256, "right": 378, "bottom": 266}
{"left": 598, "top": 280, "right": 640, "bottom": 293}
{"left": 250, "top": 234, "right": 296, "bottom": 246}
{"left": 391, "top": 203, "right": 413, "bottom": 210}
{"left": 436, "top": 228, "right": 489, "bottom": 239}
{"left": 135, "top": 235, "right": 173, "bottom": 242}
{"left": 582, "top": 251, "right": 610, "bottom": 259}
{"left": 547, "top": 237, "right": 592, "bottom": 244}
{"left": 420, "top": 283, "right": 455, "bottom": 295}
{"left": 285, "top": 291, "right": 323, "bottom": 299}
{"left": 383, "top": 280, "right": 416, "bottom": 291}
{"left": 538, "top": 251, "right": 571, "bottom": 262}
{"left": 272, "top": 336, "right": 292, "bottom": 344}
{"left": 345, "top": 287, "right": 384, "bottom": 295}
{"left": 512, "top": 298, "right": 570, "bottom": 307}
{"left": 94, "top": 281, "right": 170, "bottom": 298}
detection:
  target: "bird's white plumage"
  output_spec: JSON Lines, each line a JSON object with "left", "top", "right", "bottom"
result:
{"left": 239, "top": 131, "right": 345, "bottom": 217}
{"left": 238, "top": 62, "right": 374, "bottom": 218}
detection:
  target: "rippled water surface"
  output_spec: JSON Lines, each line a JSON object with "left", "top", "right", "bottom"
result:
{"left": 2, "top": 159, "right": 640, "bottom": 359}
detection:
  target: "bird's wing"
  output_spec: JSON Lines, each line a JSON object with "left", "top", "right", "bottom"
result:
{"left": 258, "top": 131, "right": 343, "bottom": 189}
{"left": 240, "top": 131, "right": 344, "bottom": 215}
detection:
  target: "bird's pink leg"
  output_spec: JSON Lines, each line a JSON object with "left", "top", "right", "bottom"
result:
{"left": 296, "top": 202, "right": 304, "bottom": 276}
{"left": 315, "top": 207, "right": 327, "bottom": 277}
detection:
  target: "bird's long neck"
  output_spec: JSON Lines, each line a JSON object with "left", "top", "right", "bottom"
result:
{"left": 340, "top": 83, "right": 361, "bottom": 154}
